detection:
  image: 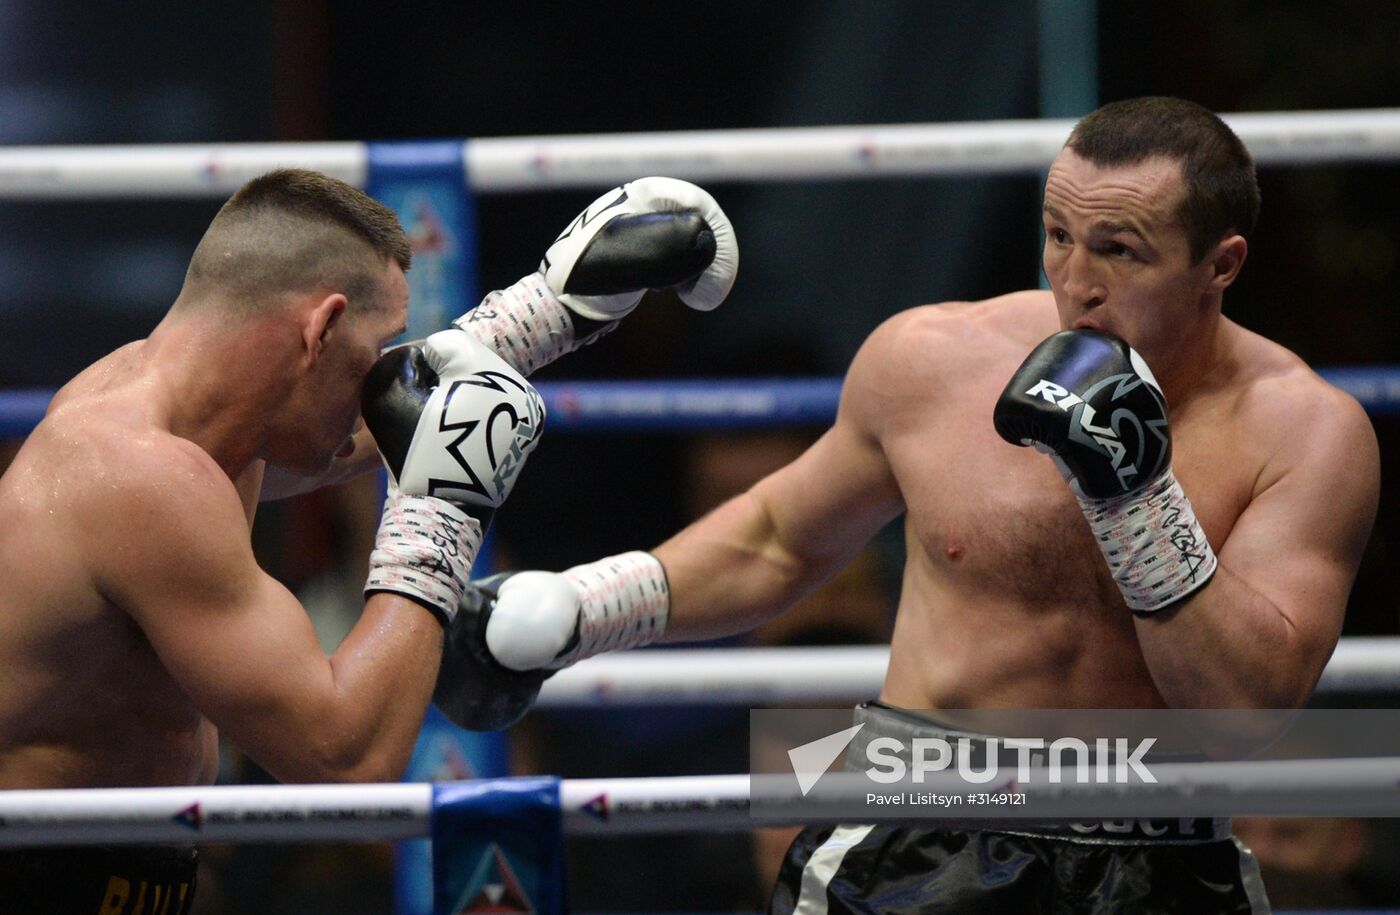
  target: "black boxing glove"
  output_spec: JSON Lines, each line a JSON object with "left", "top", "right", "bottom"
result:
{"left": 994, "top": 330, "right": 1217, "bottom": 612}
{"left": 993, "top": 330, "right": 1170, "bottom": 500}
{"left": 433, "top": 573, "right": 554, "bottom": 731}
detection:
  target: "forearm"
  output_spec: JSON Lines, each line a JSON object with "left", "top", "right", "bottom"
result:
{"left": 307, "top": 594, "right": 443, "bottom": 781}
{"left": 654, "top": 491, "right": 828, "bottom": 643}
{"left": 1134, "top": 564, "right": 1316, "bottom": 709}
{"left": 267, "top": 469, "right": 482, "bottom": 773}
{"left": 484, "top": 491, "right": 834, "bottom": 674}
{"left": 225, "top": 591, "right": 445, "bottom": 786}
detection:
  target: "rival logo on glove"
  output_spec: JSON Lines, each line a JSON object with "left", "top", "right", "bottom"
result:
{"left": 542, "top": 187, "right": 629, "bottom": 272}
{"left": 1025, "top": 375, "right": 1169, "bottom": 492}
{"left": 430, "top": 370, "right": 546, "bottom": 507}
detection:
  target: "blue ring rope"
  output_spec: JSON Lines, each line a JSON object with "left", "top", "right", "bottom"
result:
{"left": 0, "top": 368, "right": 1396, "bottom": 438}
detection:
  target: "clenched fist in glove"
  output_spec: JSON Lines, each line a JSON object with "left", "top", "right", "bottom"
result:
{"left": 360, "top": 329, "right": 544, "bottom": 626}
{"left": 432, "top": 574, "right": 555, "bottom": 733}
{"left": 433, "top": 552, "right": 670, "bottom": 730}
{"left": 994, "top": 330, "right": 1217, "bottom": 613}
{"left": 455, "top": 177, "right": 738, "bottom": 375}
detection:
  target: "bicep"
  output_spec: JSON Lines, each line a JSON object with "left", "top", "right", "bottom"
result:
{"left": 96, "top": 472, "right": 337, "bottom": 769}
{"left": 756, "top": 318, "right": 914, "bottom": 565}
{"left": 660, "top": 347, "right": 905, "bottom": 579}
{"left": 1217, "top": 409, "right": 1379, "bottom": 663}
{"left": 750, "top": 415, "right": 905, "bottom": 569}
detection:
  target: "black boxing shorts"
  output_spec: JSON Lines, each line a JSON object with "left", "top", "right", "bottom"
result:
{"left": 0, "top": 844, "right": 197, "bottom": 915}
{"left": 768, "top": 703, "right": 1270, "bottom": 914}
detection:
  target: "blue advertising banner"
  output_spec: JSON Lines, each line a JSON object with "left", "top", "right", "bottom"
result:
{"left": 432, "top": 777, "right": 566, "bottom": 915}
{"left": 369, "top": 142, "right": 503, "bottom": 914}
{"left": 366, "top": 140, "right": 478, "bottom": 340}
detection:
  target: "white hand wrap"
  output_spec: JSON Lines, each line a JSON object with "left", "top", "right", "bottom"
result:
{"left": 1078, "top": 469, "right": 1218, "bottom": 613}
{"left": 552, "top": 551, "right": 670, "bottom": 668}
{"left": 453, "top": 272, "right": 597, "bottom": 376}
{"left": 365, "top": 492, "right": 482, "bottom": 626}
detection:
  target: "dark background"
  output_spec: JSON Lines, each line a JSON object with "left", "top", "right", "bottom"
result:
{"left": 4, "top": 0, "right": 1393, "bottom": 618}
{"left": 2, "top": 1, "right": 1398, "bottom": 911}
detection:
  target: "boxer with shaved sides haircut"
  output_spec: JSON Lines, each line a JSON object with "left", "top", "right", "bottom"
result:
{"left": 0, "top": 167, "right": 737, "bottom": 913}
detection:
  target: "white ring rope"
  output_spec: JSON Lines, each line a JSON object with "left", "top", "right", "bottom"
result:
{"left": 1, "top": 109, "right": 1398, "bottom": 198}
{"left": 4, "top": 761, "right": 1400, "bottom": 846}
{"left": 0, "top": 783, "right": 431, "bottom": 847}
{"left": 536, "top": 637, "right": 1400, "bottom": 708}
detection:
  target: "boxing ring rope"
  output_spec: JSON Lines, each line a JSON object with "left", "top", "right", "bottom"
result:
{"left": 1, "top": 370, "right": 1398, "bottom": 439}
{"left": 1, "top": 108, "right": 1400, "bottom": 199}
{"left": 5, "top": 110, "right": 1400, "bottom": 914}
{"left": 7, "top": 760, "right": 1400, "bottom": 848}
{"left": 535, "top": 637, "right": 1400, "bottom": 707}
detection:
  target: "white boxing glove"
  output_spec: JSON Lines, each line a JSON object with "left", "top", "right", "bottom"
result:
{"left": 453, "top": 177, "right": 738, "bottom": 375}
{"left": 360, "top": 330, "right": 546, "bottom": 625}
{"left": 541, "top": 176, "right": 738, "bottom": 320}
{"left": 484, "top": 552, "right": 670, "bottom": 671}
{"left": 366, "top": 329, "right": 545, "bottom": 510}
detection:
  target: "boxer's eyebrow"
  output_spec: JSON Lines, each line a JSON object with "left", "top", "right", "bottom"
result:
{"left": 1094, "top": 219, "right": 1147, "bottom": 240}
{"left": 1043, "top": 204, "right": 1149, "bottom": 241}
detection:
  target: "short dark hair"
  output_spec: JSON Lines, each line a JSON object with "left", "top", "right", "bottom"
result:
{"left": 1066, "top": 97, "right": 1260, "bottom": 263}
{"left": 178, "top": 169, "right": 411, "bottom": 314}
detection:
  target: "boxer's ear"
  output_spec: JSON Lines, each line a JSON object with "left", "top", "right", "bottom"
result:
{"left": 303, "top": 293, "right": 348, "bottom": 362}
{"left": 1204, "top": 235, "right": 1247, "bottom": 293}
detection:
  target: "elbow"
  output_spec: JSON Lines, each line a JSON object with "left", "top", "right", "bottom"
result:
{"left": 1178, "top": 667, "right": 1312, "bottom": 714}
{"left": 318, "top": 754, "right": 409, "bottom": 785}
{"left": 1257, "top": 617, "right": 1334, "bottom": 711}
{"left": 276, "top": 738, "right": 412, "bottom": 784}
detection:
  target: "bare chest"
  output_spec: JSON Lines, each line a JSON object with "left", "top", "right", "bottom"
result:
{"left": 885, "top": 377, "right": 1254, "bottom": 607}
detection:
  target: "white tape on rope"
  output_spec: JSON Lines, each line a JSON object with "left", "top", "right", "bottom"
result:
{"left": 5, "top": 760, "right": 1400, "bottom": 845}
{"left": 0, "top": 783, "right": 431, "bottom": 847}
{"left": 0, "top": 142, "right": 367, "bottom": 199}
{"left": 560, "top": 774, "right": 750, "bottom": 836}
{"left": 3, "top": 109, "right": 1400, "bottom": 197}
{"left": 536, "top": 638, "right": 1400, "bottom": 708}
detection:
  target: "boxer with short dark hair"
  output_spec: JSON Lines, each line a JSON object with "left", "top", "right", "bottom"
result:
{"left": 0, "top": 168, "right": 736, "bottom": 912}
{"left": 479, "top": 97, "right": 1379, "bottom": 912}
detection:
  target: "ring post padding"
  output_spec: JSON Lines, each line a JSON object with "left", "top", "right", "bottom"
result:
{"left": 369, "top": 138, "right": 499, "bottom": 915}
{"left": 397, "top": 706, "right": 512, "bottom": 915}
{"left": 366, "top": 140, "right": 477, "bottom": 343}
{"left": 432, "top": 776, "right": 565, "bottom": 915}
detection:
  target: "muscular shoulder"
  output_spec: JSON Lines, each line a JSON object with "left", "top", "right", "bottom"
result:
{"left": 49, "top": 419, "right": 247, "bottom": 590}
{"left": 1224, "top": 330, "right": 1379, "bottom": 494}
{"left": 90, "top": 425, "right": 238, "bottom": 522}
{"left": 843, "top": 290, "right": 1055, "bottom": 411}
